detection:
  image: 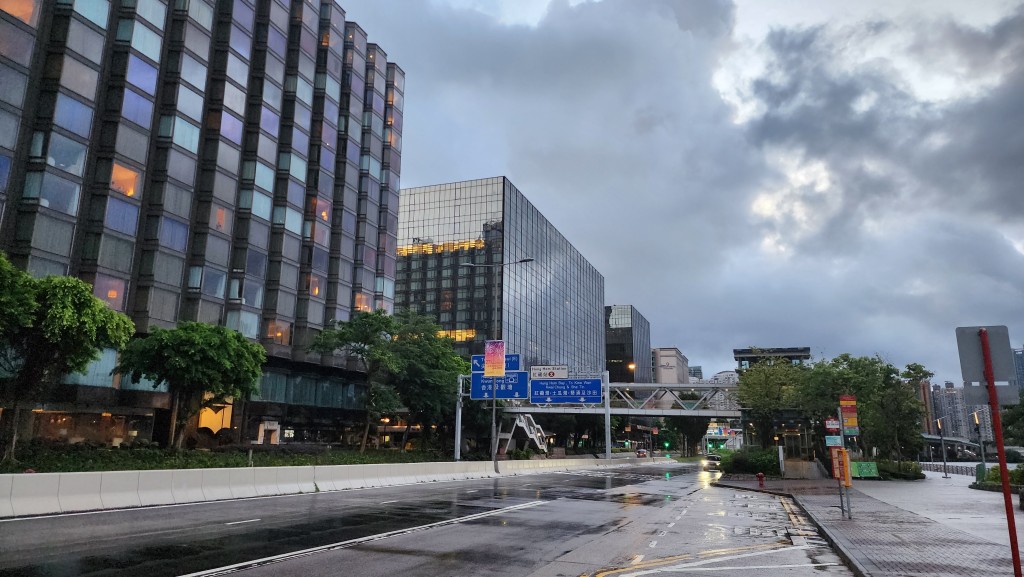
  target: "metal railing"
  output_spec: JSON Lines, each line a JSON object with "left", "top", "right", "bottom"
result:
{"left": 920, "top": 462, "right": 978, "bottom": 477}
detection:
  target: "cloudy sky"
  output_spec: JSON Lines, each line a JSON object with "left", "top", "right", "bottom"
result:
{"left": 341, "top": 0, "right": 1024, "bottom": 383}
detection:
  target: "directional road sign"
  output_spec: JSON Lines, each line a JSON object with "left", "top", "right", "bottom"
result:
{"left": 471, "top": 354, "right": 521, "bottom": 373}
{"left": 470, "top": 371, "right": 528, "bottom": 400}
{"left": 530, "top": 365, "right": 568, "bottom": 379}
{"left": 530, "top": 378, "right": 602, "bottom": 404}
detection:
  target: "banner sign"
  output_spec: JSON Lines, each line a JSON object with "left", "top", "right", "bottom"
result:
{"left": 484, "top": 340, "right": 505, "bottom": 377}
{"left": 839, "top": 395, "right": 859, "bottom": 436}
{"left": 471, "top": 354, "right": 520, "bottom": 373}
{"left": 825, "top": 435, "right": 843, "bottom": 447}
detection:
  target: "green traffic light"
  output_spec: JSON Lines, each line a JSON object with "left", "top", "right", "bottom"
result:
{"left": 663, "top": 442, "right": 669, "bottom": 448}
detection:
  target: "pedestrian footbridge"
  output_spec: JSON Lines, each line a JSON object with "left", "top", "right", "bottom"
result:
{"left": 503, "top": 382, "right": 741, "bottom": 419}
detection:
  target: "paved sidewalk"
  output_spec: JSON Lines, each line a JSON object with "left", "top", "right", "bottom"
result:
{"left": 715, "top": 471, "right": 1022, "bottom": 576}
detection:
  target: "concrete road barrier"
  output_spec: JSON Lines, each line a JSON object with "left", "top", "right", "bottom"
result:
{"left": 228, "top": 468, "right": 257, "bottom": 499}
{"left": 0, "top": 474, "right": 13, "bottom": 518}
{"left": 100, "top": 471, "right": 142, "bottom": 510}
{"left": 10, "top": 473, "right": 60, "bottom": 517}
{"left": 201, "top": 468, "right": 233, "bottom": 502}
{"left": 252, "top": 467, "right": 281, "bottom": 496}
{"left": 58, "top": 472, "right": 104, "bottom": 513}
{"left": 137, "top": 470, "right": 175, "bottom": 506}
{"left": 171, "top": 469, "right": 205, "bottom": 504}
{"left": 294, "top": 466, "right": 316, "bottom": 493}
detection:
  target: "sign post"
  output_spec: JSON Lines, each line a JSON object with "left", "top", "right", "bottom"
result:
{"left": 957, "top": 326, "right": 1022, "bottom": 577}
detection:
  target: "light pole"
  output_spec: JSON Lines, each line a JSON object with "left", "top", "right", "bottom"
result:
{"left": 937, "top": 417, "right": 950, "bottom": 478}
{"left": 459, "top": 257, "right": 533, "bottom": 474}
{"left": 972, "top": 410, "right": 987, "bottom": 469}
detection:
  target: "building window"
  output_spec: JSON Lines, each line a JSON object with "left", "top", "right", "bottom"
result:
{"left": 54, "top": 93, "right": 93, "bottom": 137}
{"left": 92, "top": 273, "right": 126, "bottom": 311}
{"left": 104, "top": 196, "right": 139, "bottom": 235}
{"left": 266, "top": 320, "right": 291, "bottom": 345}
{"left": 110, "top": 162, "right": 140, "bottom": 197}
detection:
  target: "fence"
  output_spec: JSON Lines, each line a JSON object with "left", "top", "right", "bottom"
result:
{"left": 920, "top": 462, "right": 977, "bottom": 477}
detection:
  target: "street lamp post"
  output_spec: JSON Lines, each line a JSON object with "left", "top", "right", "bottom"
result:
{"left": 459, "top": 257, "right": 533, "bottom": 474}
{"left": 937, "top": 417, "right": 950, "bottom": 478}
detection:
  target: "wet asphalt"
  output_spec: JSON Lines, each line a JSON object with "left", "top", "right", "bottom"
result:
{"left": 0, "top": 462, "right": 852, "bottom": 577}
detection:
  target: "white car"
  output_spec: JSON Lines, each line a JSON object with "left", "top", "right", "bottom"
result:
{"left": 702, "top": 454, "right": 721, "bottom": 470}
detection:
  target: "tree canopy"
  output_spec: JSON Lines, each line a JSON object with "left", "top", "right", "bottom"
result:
{"left": 116, "top": 322, "right": 266, "bottom": 448}
{"left": 0, "top": 254, "right": 135, "bottom": 460}
{"left": 736, "top": 355, "right": 804, "bottom": 448}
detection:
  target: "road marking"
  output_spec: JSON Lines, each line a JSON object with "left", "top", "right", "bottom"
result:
{"left": 630, "top": 555, "right": 645, "bottom": 565}
{"left": 648, "top": 541, "right": 657, "bottom": 548}
{"left": 657, "top": 530, "right": 666, "bottom": 537}
{"left": 466, "top": 490, "right": 478, "bottom": 493}
{"left": 621, "top": 545, "right": 812, "bottom": 576}
{"left": 380, "top": 500, "right": 398, "bottom": 504}
{"left": 667, "top": 522, "right": 675, "bottom": 528}
{"left": 179, "top": 500, "right": 547, "bottom": 576}
{"left": 224, "top": 519, "right": 260, "bottom": 526}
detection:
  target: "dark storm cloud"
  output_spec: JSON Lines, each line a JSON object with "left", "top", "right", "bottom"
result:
{"left": 341, "top": 0, "right": 1024, "bottom": 380}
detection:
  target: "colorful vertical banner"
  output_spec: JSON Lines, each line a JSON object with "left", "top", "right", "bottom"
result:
{"left": 839, "top": 395, "right": 859, "bottom": 436}
{"left": 484, "top": 340, "right": 506, "bottom": 377}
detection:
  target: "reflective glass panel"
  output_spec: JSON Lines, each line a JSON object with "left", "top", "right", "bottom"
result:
{"left": 54, "top": 93, "right": 93, "bottom": 137}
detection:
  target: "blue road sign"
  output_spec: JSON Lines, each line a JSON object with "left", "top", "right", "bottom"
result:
{"left": 470, "top": 371, "right": 529, "bottom": 400}
{"left": 471, "top": 354, "right": 521, "bottom": 373}
{"left": 530, "top": 378, "right": 603, "bottom": 404}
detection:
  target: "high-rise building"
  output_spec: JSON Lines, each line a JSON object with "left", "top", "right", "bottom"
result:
{"left": 688, "top": 365, "right": 703, "bottom": 380}
{"left": 653, "top": 347, "right": 689, "bottom": 384}
{"left": 733, "top": 347, "right": 811, "bottom": 370}
{"left": 1013, "top": 345, "right": 1024, "bottom": 387}
{"left": 395, "top": 177, "right": 605, "bottom": 373}
{"left": 0, "top": 1, "right": 402, "bottom": 446}
{"left": 605, "top": 305, "right": 652, "bottom": 383}
{"left": 932, "top": 382, "right": 969, "bottom": 438}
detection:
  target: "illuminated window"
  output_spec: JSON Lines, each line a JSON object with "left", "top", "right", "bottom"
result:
{"left": 0, "top": 0, "right": 42, "bottom": 27}
{"left": 354, "top": 292, "right": 371, "bottom": 312}
{"left": 92, "top": 273, "right": 126, "bottom": 311}
{"left": 266, "top": 320, "right": 291, "bottom": 345}
{"left": 110, "top": 162, "right": 140, "bottom": 197}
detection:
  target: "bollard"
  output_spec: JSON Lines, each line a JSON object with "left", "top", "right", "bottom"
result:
{"left": 756, "top": 472, "right": 765, "bottom": 489}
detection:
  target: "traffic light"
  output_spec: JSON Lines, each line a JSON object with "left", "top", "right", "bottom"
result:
{"left": 663, "top": 441, "right": 669, "bottom": 448}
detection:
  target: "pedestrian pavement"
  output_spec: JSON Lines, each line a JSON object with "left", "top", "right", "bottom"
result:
{"left": 714, "top": 469, "right": 1024, "bottom": 576}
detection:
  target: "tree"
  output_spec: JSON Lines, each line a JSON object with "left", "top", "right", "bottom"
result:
{"left": 859, "top": 363, "right": 926, "bottom": 461}
{"left": 310, "top": 310, "right": 402, "bottom": 452}
{"left": 737, "top": 356, "right": 805, "bottom": 448}
{"left": 311, "top": 310, "right": 468, "bottom": 453}
{"left": 116, "top": 322, "right": 265, "bottom": 449}
{"left": 0, "top": 271, "right": 135, "bottom": 460}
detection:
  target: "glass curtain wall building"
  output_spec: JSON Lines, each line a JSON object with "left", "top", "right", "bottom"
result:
{"left": 0, "top": 0, "right": 403, "bottom": 446}
{"left": 396, "top": 177, "right": 605, "bottom": 375}
{"left": 605, "top": 305, "right": 653, "bottom": 383}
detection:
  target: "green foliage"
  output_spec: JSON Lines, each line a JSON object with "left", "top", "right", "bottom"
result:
{"left": 720, "top": 447, "right": 780, "bottom": 475}
{"left": 116, "top": 322, "right": 265, "bottom": 448}
{"left": 310, "top": 310, "right": 467, "bottom": 451}
{"left": 507, "top": 448, "right": 535, "bottom": 460}
{"left": 0, "top": 440, "right": 445, "bottom": 474}
{"left": 737, "top": 354, "right": 805, "bottom": 448}
{"left": 0, "top": 252, "right": 36, "bottom": 340}
{"left": 876, "top": 460, "right": 925, "bottom": 480}
{"left": 1000, "top": 404, "right": 1024, "bottom": 446}
{"left": 985, "top": 463, "right": 1024, "bottom": 485}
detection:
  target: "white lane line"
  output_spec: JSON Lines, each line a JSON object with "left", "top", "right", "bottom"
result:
{"left": 640, "top": 563, "right": 839, "bottom": 571}
{"left": 179, "top": 500, "right": 547, "bottom": 576}
{"left": 631, "top": 555, "right": 646, "bottom": 565}
{"left": 667, "top": 522, "right": 675, "bottom": 528}
{"left": 224, "top": 519, "right": 260, "bottom": 526}
{"left": 657, "top": 530, "right": 666, "bottom": 537}
{"left": 379, "top": 500, "right": 398, "bottom": 504}
{"left": 622, "top": 545, "right": 811, "bottom": 576}
{"left": 648, "top": 541, "right": 658, "bottom": 548}
{"left": 466, "top": 490, "right": 478, "bottom": 493}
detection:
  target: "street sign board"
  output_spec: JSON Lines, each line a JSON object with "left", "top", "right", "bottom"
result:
{"left": 530, "top": 378, "right": 602, "bottom": 404}
{"left": 956, "top": 325, "right": 1016, "bottom": 383}
{"left": 964, "top": 382, "right": 1020, "bottom": 405}
{"left": 530, "top": 365, "right": 568, "bottom": 379}
{"left": 470, "top": 371, "right": 529, "bottom": 400}
{"left": 471, "top": 354, "right": 521, "bottom": 373}
{"left": 825, "top": 419, "right": 841, "bottom": 431}
{"left": 825, "top": 435, "right": 843, "bottom": 447}
{"left": 840, "top": 395, "right": 859, "bottom": 436}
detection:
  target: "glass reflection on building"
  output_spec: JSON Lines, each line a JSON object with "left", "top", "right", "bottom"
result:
{"left": 396, "top": 177, "right": 605, "bottom": 374}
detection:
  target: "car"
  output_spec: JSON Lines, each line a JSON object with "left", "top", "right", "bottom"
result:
{"left": 636, "top": 448, "right": 649, "bottom": 458}
{"left": 702, "top": 454, "right": 721, "bottom": 470}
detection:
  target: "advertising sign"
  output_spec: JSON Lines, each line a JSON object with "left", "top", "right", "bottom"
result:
{"left": 484, "top": 340, "right": 506, "bottom": 377}
{"left": 825, "top": 435, "right": 843, "bottom": 447}
{"left": 825, "top": 419, "right": 841, "bottom": 431}
{"left": 471, "top": 354, "right": 521, "bottom": 373}
{"left": 830, "top": 447, "right": 843, "bottom": 480}
{"left": 530, "top": 365, "right": 568, "bottom": 379}
{"left": 839, "top": 395, "right": 859, "bottom": 436}
{"left": 470, "top": 371, "right": 529, "bottom": 400}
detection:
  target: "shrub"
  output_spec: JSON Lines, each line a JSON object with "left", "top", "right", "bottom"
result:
{"left": 985, "top": 463, "right": 1024, "bottom": 485}
{"left": 720, "top": 447, "right": 780, "bottom": 475}
{"left": 876, "top": 460, "right": 925, "bottom": 480}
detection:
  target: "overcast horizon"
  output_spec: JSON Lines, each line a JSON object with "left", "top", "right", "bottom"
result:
{"left": 343, "top": 0, "right": 1024, "bottom": 384}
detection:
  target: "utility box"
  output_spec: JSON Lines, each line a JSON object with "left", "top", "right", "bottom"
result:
{"left": 977, "top": 463, "right": 988, "bottom": 484}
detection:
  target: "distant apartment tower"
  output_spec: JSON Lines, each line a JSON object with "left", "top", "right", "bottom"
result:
{"left": 653, "top": 347, "right": 689, "bottom": 384}
{"left": 395, "top": 177, "right": 605, "bottom": 373}
{"left": 932, "top": 382, "right": 969, "bottom": 438}
{"left": 605, "top": 305, "right": 652, "bottom": 383}
{"left": 1014, "top": 345, "right": 1024, "bottom": 387}
{"left": 688, "top": 365, "right": 703, "bottom": 380}
{"left": 0, "top": 1, "right": 403, "bottom": 446}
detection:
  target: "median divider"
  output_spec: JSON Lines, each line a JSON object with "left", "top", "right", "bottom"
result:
{"left": 137, "top": 470, "right": 175, "bottom": 506}
{"left": 57, "top": 472, "right": 104, "bottom": 513}
{"left": 100, "top": 470, "right": 142, "bottom": 510}
{"left": 1, "top": 456, "right": 642, "bottom": 518}
{"left": 10, "top": 473, "right": 60, "bottom": 516}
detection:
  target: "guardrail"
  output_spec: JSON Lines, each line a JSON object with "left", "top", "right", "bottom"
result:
{"left": 920, "top": 462, "right": 978, "bottom": 477}
{"left": 0, "top": 456, "right": 663, "bottom": 519}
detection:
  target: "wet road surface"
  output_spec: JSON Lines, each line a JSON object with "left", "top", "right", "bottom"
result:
{"left": 0, "top": 462, "right": 852, "bottom": 576}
